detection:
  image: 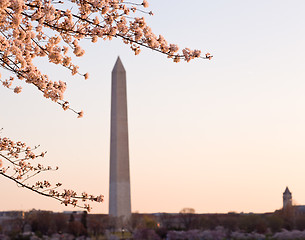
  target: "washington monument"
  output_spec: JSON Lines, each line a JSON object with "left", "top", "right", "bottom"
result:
{"left": 109, "top": 57, "right": 131, "bottom": 218}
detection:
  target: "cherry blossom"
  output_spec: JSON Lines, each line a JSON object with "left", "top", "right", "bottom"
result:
{"left": 0, "top": 133, "right": 103, "bottom": 211}
{"left": 0, "top": 0, "right": 212, "bottom": 112}
{"left": 0, "top": 0, "right": 212, "bottom": 210}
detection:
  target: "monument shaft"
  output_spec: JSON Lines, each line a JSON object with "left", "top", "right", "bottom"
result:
{"left": 109, "top": 57, "right": 131, "bottom": 218}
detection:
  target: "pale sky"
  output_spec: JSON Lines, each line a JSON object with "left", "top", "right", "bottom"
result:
{"left": 2, "top": 0, "right": 305, "bottom": 214}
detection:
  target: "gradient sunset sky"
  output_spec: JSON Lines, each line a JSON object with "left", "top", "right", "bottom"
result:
{"left": 2, "top": 0, "right": 305, "bottom": 214}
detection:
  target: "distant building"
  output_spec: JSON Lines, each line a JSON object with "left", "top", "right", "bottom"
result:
{"left": 0, "top": 211, "right": 23, "bottom": 224}
{"left": 63, "top": 211, "right": 83, "bottom": 215}
{"left": 0, "top": 211, "right": 24, "bottom": 234}
{"left": 283, "top": 187, "right": 292, "bottom": 209}
{"left": 282, "top": 187, "right": 305, "bottom": 214}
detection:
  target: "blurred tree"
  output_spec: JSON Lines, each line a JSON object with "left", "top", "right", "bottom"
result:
{"left": 126, "top": 213, "right": 143, "bottom": 233}
{"left": 68, "top": 221, "right": 86, "bottom": 237}
{"left": 81, "top": 211, "right": 88, "bottom": 236}
{"left": 179, "top": 208, "right": 196, "bottom": 230}
{"left": 221, "top": 213, "right": 239, "bottom": 233}
{"left": 53, "top": 213, "right": 68, "bottom": 233}
{"left": 88, "top": 214, "right": 108, "bottom": 237}
{"left": 238, "top": 214, "right": 267, "bottom": 234}
{"left": 143, "top": 215, "right": 158, "bottom": 229}
{"left": 282, "top": 205, "right": 295, "bottom": 230}
{"left": 133, "top": 228, "right": 161, "bottom": 240}
{"left": 27, "top": 210, "right": 53, "bottom": 235}
{"left": 266, "top": 214, "right": 284, "bottom": 233}
{"left": 295, "top": 214, "right": 305, "bottom": 231}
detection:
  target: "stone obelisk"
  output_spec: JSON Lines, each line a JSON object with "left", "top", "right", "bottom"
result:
{"left": 109, "top": 57, "right": 131, "bottom": 218}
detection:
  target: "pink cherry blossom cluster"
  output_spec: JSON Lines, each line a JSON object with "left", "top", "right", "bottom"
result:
{"left": 0, "top": 0, "right": 212, "bottom": 211}
{"left": 0, "top": 133, "right": 103, "bottom": 212}
{"left": 166, "top": 228, "right": 305, "bottom": 240}
{"left": 230, "top": 231, "right": 266, "bottom": 239}
{"left": 167, "top": 226, "right": 227, "bottom": 240}
{"left": 0, "top": 0, "right": 212, "bottom": 115}
{"left": 272, "top": 229, "right": 305, "bottom": 240}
